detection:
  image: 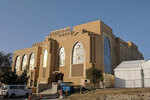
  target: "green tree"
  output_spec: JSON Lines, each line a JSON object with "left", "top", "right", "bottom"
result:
{"left": 0, "top": 70, "right": 29, "bottom": 85}
{"left": 0, "top": 51, "right": 12, "bottom": 67}
{"left": 0, "top": 51, "right": 4, "bottom": 66}
{"left": 86, "top": 67, "right": 103, "bottom": 88}
{"left": 17, "top": 70, "right": 29, "bottom": 85}
{"left": 0, "top": 71, "right": 18, "bottom": 84}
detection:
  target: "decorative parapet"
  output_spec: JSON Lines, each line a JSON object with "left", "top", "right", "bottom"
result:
{"left": 51, "top": 27, "right": 71, "bottom": 35}
{"left": 32, "top": 42, "right": 44, "bottom": 47}
{"left": 48, "top": 27, "right": 92, "bottom": 38}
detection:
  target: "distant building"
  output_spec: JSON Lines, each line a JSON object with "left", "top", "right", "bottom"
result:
{"left": 12, "top": 20, "right": 143, "bottom": 91}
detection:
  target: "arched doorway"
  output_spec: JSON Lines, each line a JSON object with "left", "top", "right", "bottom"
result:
{"left": 71, "top": 42, "right": 85, "bottom": 77}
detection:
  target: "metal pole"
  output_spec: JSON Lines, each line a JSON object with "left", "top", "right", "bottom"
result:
{"left": 140, "top": 63, "right": 144, "bottom": 88}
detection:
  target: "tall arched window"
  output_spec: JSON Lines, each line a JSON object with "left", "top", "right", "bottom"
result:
{"left": 29, "top": 53, "right": 35, "bottom": 70}
{"left": 22, "top": 55, "right": 28, "bottom": 70}
{"left": 59, "top": 47, "right": 65, "bottom": 66}
{"left": 15, "top": 56, "right": 21, "bottom": 71}
{"left": 72, "top": 42, "right": 85, "bottom": 64}
{"left": 43, "top": 49, "right": 48, "bottom": 68}
{"left": 104, "top": 36, "right": 112, "bottom": 73}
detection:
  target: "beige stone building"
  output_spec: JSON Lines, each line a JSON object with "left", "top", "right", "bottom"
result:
{"left": 12, "top": 20, "right": 143, "bottom": 91}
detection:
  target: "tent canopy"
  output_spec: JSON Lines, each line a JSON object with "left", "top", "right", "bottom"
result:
{"left": 142, "top": 60, "right": 150, "bottom": 69}
{"left": 114, "top": 60, "right": 145, "bottom": 71}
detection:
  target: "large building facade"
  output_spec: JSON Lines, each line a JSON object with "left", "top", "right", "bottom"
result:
{"left": 12, "top": 20, "right": 143, "bottom": 90}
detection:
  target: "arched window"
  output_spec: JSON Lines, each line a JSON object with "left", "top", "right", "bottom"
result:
{"left": 72, "top": 42, "right": 85, "bottom": 64}
{"left": 59, "top": 47, "right": 65, "bottom": 66}
{"left": 29, "top": 53, "right": 35, "bottom": 70}
{"left": 22, "top": 55, "right": 28, "bottom": 70}
{"left": 43, "top": 49, "right": 48, "bottom": 68}
{"left": 15, "top": 56, "right": 21, "bottom": 71}
{"left": 104, "top": 36, "right": 112, "bottom": 73}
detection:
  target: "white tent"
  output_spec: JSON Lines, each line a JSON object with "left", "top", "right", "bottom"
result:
{"left": 142, "top": 60, "right": 150, "bottom": 87}
{"left": 114, "top": 60, "right": 145, "bottom": 88}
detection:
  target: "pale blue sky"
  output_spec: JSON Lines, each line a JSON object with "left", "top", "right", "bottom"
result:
{"left": 0, "top": 0, "right": 150, "bottom": 59}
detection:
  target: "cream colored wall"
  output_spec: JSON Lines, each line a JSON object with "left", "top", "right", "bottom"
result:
{"left": 12, "top": 20, "right": 144, "bottom": 86}
{"left": 12, "top": 46, "right": 41, "bottom": 87}
{"left": 12, "top": 47, "right": 38, "bottom": 72}
{"left": 38, "top": 40, "right": 52, "bottom": 84}
{"left": 50, "top": 32, "right": 91, "bottom": 85}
